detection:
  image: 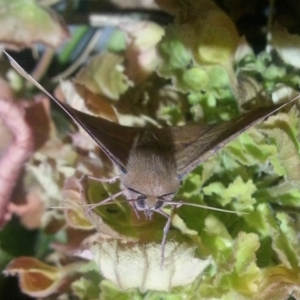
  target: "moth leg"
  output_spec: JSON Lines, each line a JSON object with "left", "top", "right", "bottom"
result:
{"left": 86, "top": 175, "right": 120, "bottom": 184}
{"left": 79, "top": 175, "right": 93, "bottom": 217}
{"left": 128, "top": 201, "right": 140, "bottom": 219}
{"left": 158, "top": 207, "right": 175, "bottom": 269}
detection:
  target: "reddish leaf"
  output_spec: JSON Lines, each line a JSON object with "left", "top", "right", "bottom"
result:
{"left": 0, "top": 99, "right": 34, "bottom": 227}
{"left": 4, "top": 257, "right": 66, "bottom": 297}
{"left": 74, "top": 83, "right": 118, "bottom": 122}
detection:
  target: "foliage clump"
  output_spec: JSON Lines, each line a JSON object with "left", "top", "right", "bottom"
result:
{"left": 1, "top": 0, "right": 300, "bottom": 299}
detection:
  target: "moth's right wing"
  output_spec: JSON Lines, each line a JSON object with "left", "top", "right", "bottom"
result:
{"left": 171, "top": 101, "right": 299, "bottom": 177}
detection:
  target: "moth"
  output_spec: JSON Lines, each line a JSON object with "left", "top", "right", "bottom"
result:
{"left": 4, "top": 50, "right": 300, "bottom": 263}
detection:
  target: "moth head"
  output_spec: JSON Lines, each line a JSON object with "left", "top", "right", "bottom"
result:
{"left": 123, "top": 187, "right": 176, "bottom": 218}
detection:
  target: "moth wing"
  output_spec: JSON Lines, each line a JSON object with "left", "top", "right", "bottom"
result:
{"left": 65, "top": 106, "right": 142, "bottom": 172}
{"left": 171, "top": 103, "right": 297, "bottom": 177}
{"left": 4, "top": 51, "right": 141, "bottom": 172}
{"left": 4, "top": 51, "right": 300, "bottom": 176}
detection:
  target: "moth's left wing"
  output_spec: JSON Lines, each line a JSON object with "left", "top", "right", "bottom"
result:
{"left": 171, "top": 100, "right": 299, "bottom": 177}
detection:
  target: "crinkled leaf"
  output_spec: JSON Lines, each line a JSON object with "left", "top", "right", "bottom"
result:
{"left": 199, "top": 232, "right": 261, "bottom": 298}
{"left": 27, "top": 142, "right": 77, "bottom": 200}
{"left": 244, "top": 203, "right": 300, "bottom": 270}
{"left": 271, "top": 212, "right": 300, "bottom": 270}
{"left": 158, "top": 30, "right": 192, "bottom": 77}
{"left": 239, "top": 51, "right": 300, "bottom": 92}
{"left": 0, "top": 0, "right": 69, "bottom": 49}
{"left": 202, "top": 215, "right": 233, "bottom": 263}
{"left": 203, "top": 176, "right": 257, "bottom": 211}
{"left": 158, "top": 28, "right": 234, "bottom": 100}
{"left": 121, "top": 22, "right": 164, "bottom": 83}
{"left": 257, "top": 265, "right": 300, "bottom": 300}
{"left": 62, "top": 178, "right": 94, "bottom": 230}
{"left": 172, "top": 0, "right": 239, "bottom": 65}
{"left": 100, "top": 280, "right": 142, "bottom": 300}
{"left": 243, "top": 203, "right": 274, "bottom": 237}
{"left": 225, "top": 129, "right": 277, "bottom": 166}
{"left": 72, "top": 277, "right": 101, "bottom": 300}
{"left": 79, "top": 177, "right": 129, "bottom": 239}
{"left": 218, "top": 233, "right": 261, "bottom": 295}
{"left": 262, "top": 109, "right": 300, "bottom": 186}
{"left": 75, "top": 52, "right": 132, "bottom": 101}
{"left": 267, "top": 185, "right": 300, "bottom": 206}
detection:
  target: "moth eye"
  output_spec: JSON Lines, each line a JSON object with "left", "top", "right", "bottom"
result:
{"left": 136, "top": 194, "right": 146, "bottom": 208}
{"left": 155, "top": 196, "right": 165, "bottom": 210}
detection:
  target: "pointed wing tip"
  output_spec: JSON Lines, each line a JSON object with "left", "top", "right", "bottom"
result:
{"left": 2, "top": 48, "right": 14, "bottom": 63}
{"left": 2, "top": 48, "right": 31, "bottom": 81}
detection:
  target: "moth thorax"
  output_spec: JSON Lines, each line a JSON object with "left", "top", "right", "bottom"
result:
{"left": 122, "top": 152, "right": 179, "bottom": 197}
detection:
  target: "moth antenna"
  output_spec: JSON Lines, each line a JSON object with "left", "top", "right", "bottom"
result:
{"left": 163, "top": 200, "right": 248, "bottom": 214}
{"left": 87, "top": 175, "right": 120, "bottom": 184}
{"left": 48, "top": 199, "right": 128, "bottom": 210}
{"left": 133, "top": 206, "right": 140, "bottom": 219}
{"left": 84, "top": 190, "right": 125, "bottom": 212}
{"left": 123, "top": 199, "right": 138, "bottom": 203}
{"left": 49, "top": 205, "right": 75, "bottom": 210}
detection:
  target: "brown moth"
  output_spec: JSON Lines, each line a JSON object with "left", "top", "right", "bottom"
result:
{"left": 4, "top": 51, "right": 300, "bottom": 262}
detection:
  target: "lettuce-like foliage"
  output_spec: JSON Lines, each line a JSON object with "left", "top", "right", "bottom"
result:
{"left": 3, "top": 0, "right": 300, "bottom": 299}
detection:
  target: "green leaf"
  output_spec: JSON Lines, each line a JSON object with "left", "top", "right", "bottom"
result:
{"left": 75, "top": 52, "right": 132, "bottom": 100}
{"left": 158, "top": 30, "right": 192, "bottom": 76}
{"left": 0, "top": 0, "right": 68, "bottom": 48}
{"left": 262, "top": 108, "right": 300, "bottom": 187}
{"left": 203, "top": 176, "right": 257, "bottom": 211}
{"left": 72, "top": 277, "right": 101, "bottom": 300}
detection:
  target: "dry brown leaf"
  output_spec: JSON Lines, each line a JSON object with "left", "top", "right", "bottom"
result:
{"left": 1, "top": 96, "right": 53, "bottom": 228}
{"left": 4, "top": 257, "right": 79, "bottom": 298}
{"left": 74, "top": 83, "right": 118, "bottom": 122}
{"left": 59, "top": 80, "right": 119, "bottom": 151}
{"left": 24, "top": 96, "right": 52, "bottom": 150}
{"left": 62, "top": 177, "right": 94, "bottom": 231}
